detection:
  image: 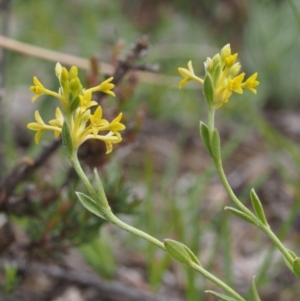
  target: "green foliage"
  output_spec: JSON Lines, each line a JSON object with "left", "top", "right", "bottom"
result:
{"left": 1, "top": 264, "right": 19, "bottom": 295}
{"left": 76, "top": 192, "right": 106, "bottom": 220}
{"left": 203, "top": 74, "right": 214, "bottom": 106}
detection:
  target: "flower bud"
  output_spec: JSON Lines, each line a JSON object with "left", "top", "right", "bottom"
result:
{"left": 55, "top": 62, "right": 62, "bottom": 79}
{"left": 229, "top": 62, "right": 241, "bottom": 78}
{"left": 212, "top": 53, "right": 221, "bottom": 66}
{"left": 69, "top": 66, "right": 78, "bottom": 80}
{"left": 221, "top": 44, "right": 231, "bottom": 61}
{"left": 69, "top": 78, "right": 82, "bottom": 97}
{"left": 204, "top": 57, "right": 214, "bottom": 73}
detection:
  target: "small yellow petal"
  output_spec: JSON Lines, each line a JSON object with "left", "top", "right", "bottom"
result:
{"left": 34, "top": 130, "right": 44, "bottom": 144}
{"left": 178, "top": 68, "right": 192, "bottom": 78}
{"left": 34, "top": 111, "right": 45, "bottom": 125}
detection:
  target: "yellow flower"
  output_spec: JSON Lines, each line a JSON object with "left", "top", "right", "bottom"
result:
{"left": 29, "top": 77, "right": 46, "bottom": 102}
{"left": 109, "top": 113, "right": 126, "bottom": 133}
{"left": 30, "top": 76, "right": 66, "bottom": 107}
{"left": 178, "top": 61, "right": 203, "bottom": 88}
{"left": 28, "top": 63, "right": 125, "bottom": 154}
{"left": 242, "top": 72, "right": 259, "bottom": 94}
{"left": 227, "top": 73, "right": 245, "bottom": 94}
{"left": 224, "top": 53, "right": 238, "bottom": 68}
{"left": 79, "top": 90, "right": 98, "bottom": 114}
{"left": 27, "top": 111, "right": 61, "bottom": 143}
{"left": 86, "top": 77, "right": 116, "bottom": 97}
{"left": 89, "top": 106, "right": 110, "bottom": 137}
{"left": 49, "top": 107, "right": 64, "bottom": 137}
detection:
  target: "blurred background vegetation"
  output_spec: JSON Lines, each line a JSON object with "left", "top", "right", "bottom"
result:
{"left": 1, "top": 0, "right": 300, "bottom": 301}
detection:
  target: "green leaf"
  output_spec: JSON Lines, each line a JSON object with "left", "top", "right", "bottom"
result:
{"left": 283, "top": 249, "right": 297, "bottom": 272}
{"left": 203, "top": 73, "right": 214, "bottom": 105}
{"left": 250, "top": 189, "right": 268, "bottom": 226}
{"left": 251, "top": 276, "right": 261, "bottom": 301}
{"left": 213, "top": 63, "right": 221, "bottom": 86}
{"left": 292, "top": 257, "right": 300, "bottom": 278}
{"left": 76, "top": 192, "right": 106, "bottom": 220}
{"left": 164, "top": 239, "right": 201, "bottom": 267}
{"left": 225, "top": 206, "right": 256, "bottom": 225}
{"left": 211, "top": 129, "right": 221, "bottom": 160}
{"left": 205, "top": 290, "right": 237, "bottom": 301}
{"left": 93, "top": 168, "right": 109, "bottom": 207}
{"left": 200, "top": 122, "right": 212, "bottom": 156}
{"left": 69, "top": 96, "right": 80, "bottom": 113}
{"left": 61, "top": 122, "right": 73, "bottom": 155}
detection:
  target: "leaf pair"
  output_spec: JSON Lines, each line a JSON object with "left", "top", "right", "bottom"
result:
{"left": 200, "top": 122, "right": 221, "bottom": 161}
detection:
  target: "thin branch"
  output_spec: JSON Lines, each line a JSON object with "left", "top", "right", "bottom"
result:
{"left": 0, "top": 138, "right": 61, "bottom": 205}
{"left": 0, "top": 35, "right": 191, "bottom": 88}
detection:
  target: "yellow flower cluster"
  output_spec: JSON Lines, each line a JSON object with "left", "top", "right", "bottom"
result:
{"left": 178, "top": 44, "right": 259, "bottom": 108}
{"left": 28, "top": 63, "right": 125, "bottom": 154}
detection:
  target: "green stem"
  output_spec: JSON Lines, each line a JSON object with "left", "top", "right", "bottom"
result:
{"left": 69, "top": 152, "right": 165, "bottom": 251}
{"left": 206, "top": 106, "right": 294, "bottom": 265}
{"left": 69, "top": 152, "right": 99, "bottom": 202}
{"left": 68, "top": 150, "right": 247, "bottom": 299}
{"left": 108, "top": 214, "right": 166, "bottom": 251}
{"left": 215, "top": 160, "right": 256, "bottom": 217}
{"left": 189, "top": 262, "right": 246, "bottom": 301}
{"left": 214, "top": 148, "right": 294, "bottom": 264}
{"left": 261, "top": 226, "right": 294, "bottom": 264}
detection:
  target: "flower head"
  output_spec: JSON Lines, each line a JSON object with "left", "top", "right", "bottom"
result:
{"left": 178, "top": 44, "right": 259, "bottom": 108}
{"left": 28, "top": 63, "right": 125, "bottom": 154}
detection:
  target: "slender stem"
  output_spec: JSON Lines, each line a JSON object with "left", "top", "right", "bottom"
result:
{"left": 262, "top": 226, "right": 294, "bottom": 264}
{"left": 108, "top": 214, "right": 166, "bottom": 251}
{"left": 68, "top": 149, "right": 247, "bottom": 298}
{"left": 206, "top": 105, "right": 294, "bottom": 265}
{"left": 189, "top": 262, "right": 246, "bottom": 301}
{"left": 215, "top": 154, "right": 294, "bottom": 264}
{"left": 214, "top": 159, "right": 256, "bottom": 217}
{"left": 69, "top": 152, "right": 165, "bottom": 251}
{"left": 69, "top": 152, "right": 99, "bottom": 201}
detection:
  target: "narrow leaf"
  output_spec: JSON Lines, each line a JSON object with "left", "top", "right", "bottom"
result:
{"left": 251, "top": 276, "right": 261, "bottom": 301}
{"left": 213, "top": 63, "right": 221, "bottom": 86}
{"left": 203, "top": 74, "right": 214, "bottom": 105}
{"left": 282, "top": 249, "right": 297, "bottom": 272}
{"left": 211, "top": 129, "right": 221, "bottom": 160}
{"left": 76, "top": 192, "right": 106, "bottom": 220}
{"left": 184, "top": 246, "right": 201, "bottom": 266}
{"left": 292, "top": 257, "right": 300, "bottom": 278}
{"left": 69, "top": 96, "right": 80, "bottom": 113}
{"left": 250, "top": 189, "right": 268, "bottom": 226}
{"left": 93, "top": 168, "right": 109, "bottom": 207}
{"left": 205, "top": 290, "right": 237, "bottom": 301}
{"left": 225, "top": 206, "right": 256, "bottom": 225}
{"left": 164, "top": 239, "right": 201, "bottom": 267}
{"left": 61, "top": 122, "right": 73, "bottom": 155}
{"left": 200, "top": 122, "right": 212, "bottom": 156}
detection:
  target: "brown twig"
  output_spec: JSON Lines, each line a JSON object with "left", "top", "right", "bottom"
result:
{"left": 0, "top": 35, "right": 187, "bottom": 88}
{"left": 0, "top": 138, "right": 61, "bottom": 205}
